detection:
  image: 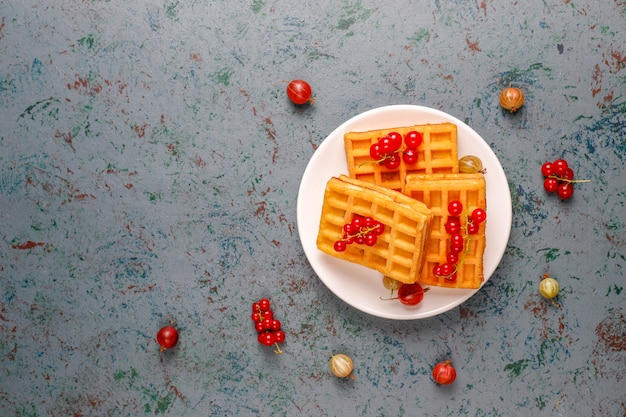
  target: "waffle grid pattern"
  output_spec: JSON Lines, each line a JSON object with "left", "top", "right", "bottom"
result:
{"left": 344, "top": 123, "right": 459, "bottom": 193}
{"left": 405, "top": 173, "right": 487, "bottom": 289}
{"left": 317, "top": 176, "right": 432, "bottom": 284}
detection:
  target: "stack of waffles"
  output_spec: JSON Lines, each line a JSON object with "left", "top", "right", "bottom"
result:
{"left": 316, "top": 122, "right": 487, "bottom": 289}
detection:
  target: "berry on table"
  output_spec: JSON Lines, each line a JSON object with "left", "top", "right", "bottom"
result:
{"left": 286, "top": 79, "right": 314, "bottom": 105}
{"left": 251, "top": 298, "right": 284, "bottom": 354}
{"left": 541, "top": 158, "right": 589, "bottom": 200}
{"left": 157, "top": 325, "right": 179, "bottom": 352}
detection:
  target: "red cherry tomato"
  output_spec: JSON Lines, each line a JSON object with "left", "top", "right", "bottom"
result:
{"left": 397, "top": 283, "right": 426, "bottom": 306}
{"left": 286, "top": 79, "right": 314, "bottom": 105}
{"left": 157, "top": 325, "right": 179, "bottom": 352}
{"left": 432, "top": 360, "right": 456, "bottom": 385}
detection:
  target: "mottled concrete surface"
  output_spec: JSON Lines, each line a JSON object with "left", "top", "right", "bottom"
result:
{"left": 1, "top": 1, "right": 625, "bottom": 416}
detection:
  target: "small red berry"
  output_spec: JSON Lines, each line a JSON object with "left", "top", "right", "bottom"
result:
{"left": 552, "top": 159, "right": 569, "bottom": 176}
{"left": 544, "top": 177, "right": 559, "bottom": 193}
{"left": 541, "top": 162, "right": 554, "bottom": 177}
{"left": 157, "top": 325, "right": 179, "bottom": 352}
{"left": 557, "top": 182, "right": 574, "bottom": 200}
{"left": 447, "top": 200, "right": 463, "bottom": 216}
{"left": 258, "top": 298, "right": 271, "bottom": 312}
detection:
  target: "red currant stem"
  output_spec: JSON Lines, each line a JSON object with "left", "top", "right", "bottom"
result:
{"left": 548, "top": 174, "right": 590, "bottom": 184}
{"left": 358, "top": 155, "right": 391, "bottom": 167}
{"left": 273, "top": 343, "right": 283, "bottom": 355}
{"left": 256, "top": 305, "right": 264, "bottom": 322}
{"left": 340, "top": 225, "right": 380, "bottom": 242}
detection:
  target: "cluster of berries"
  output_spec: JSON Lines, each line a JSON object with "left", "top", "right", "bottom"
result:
{"left": 333, "top": 216, "right": 385, "bottom": 252}
{"left": 541, "top": 158, "right": 587, "bottom": 200}
{"left": 432, "top": 200, "right": 486, "bottom": 281}
{"left": 251, "top": 298, "right": 285, "bottom": 354}
{"left": 368, "top": 130, "right": 422, "bottom": 169}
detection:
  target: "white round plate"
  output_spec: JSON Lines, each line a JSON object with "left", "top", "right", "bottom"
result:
{"left": 297, "top": 105, "right": 512, "bottom": 320}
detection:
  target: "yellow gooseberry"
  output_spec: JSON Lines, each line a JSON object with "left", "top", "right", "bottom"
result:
{"left": 499, "top": 87, "right": 525, "bottom": 113}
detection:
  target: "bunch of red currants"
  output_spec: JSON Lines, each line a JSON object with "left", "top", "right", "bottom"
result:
{"left": 251, "top": 298, "right": 285, "bottom": 354}
{"left": 369, "top": 131, "right": 422, "bottom": 169}
{"left": 333, "top": 215, "right": 385, "bottom": 252}
{"left": 541, "top": 158, "right": 587, "bottom": 200}
{"left": 432, "top": 200, "right": 486, "bottom": 281}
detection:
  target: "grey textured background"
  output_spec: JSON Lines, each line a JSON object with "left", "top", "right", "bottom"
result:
{"left": 1, "top": 1, "right": 625, "bottom": 416}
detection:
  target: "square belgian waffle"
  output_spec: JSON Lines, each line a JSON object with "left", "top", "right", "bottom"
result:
{"left": 344, "top": 123, "right": 459, "bottom": 193}
{"left": 404, "top": 173, "right": 487, "bottom": 289}
{"left": 316, "top": 175, "right": 432, "bottom": 284}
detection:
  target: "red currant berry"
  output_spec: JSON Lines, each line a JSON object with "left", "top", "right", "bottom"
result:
{"left": 444, "top": 217, "right": 461, "bottom": 234}
{"left": 557, "top": 182, "right": 574, "bottom": 199}
{"left": 402, "top": 147, "right": 418, "bottom": 165}
{"left": 467, "top": 222, "right": 480, "bottom": 235}
{"left": 448, "top": 200, "right": 463, "bottom": 216}
{"left": 252, "top": 302, "right": 261, "bottom": 313}
{"left": 354, "top": 235, "right": 366, "bottom": 245}
{"left": 262, "top": 310, "right": 273, "bottom": 321}
{"left": 370, "top": 143, "right": 383, "bottom": 160}
{"left": 450, "top": 233, "right": 463, "bottom": 247}
{"left": 440, "top": 262, "right": 454, "bottom": 277}
{"left": 383, "top": 152, "right": 401, "bottom": 169}
{"left": 541, "top": 162, "right": 554, "bottom": 177}
{"left": 270, "top": 320, "right": 281, "bottom": 331}
{"left": 387, "top": 132, "right": 403, "bottom": 150}
{"left": 363, "top": 216, "right": 376, "bottom": 228}
{"left": 254, "top": 321, "right": 264, "bottom": 333}
{"left": 544, "top": 177, "right": 559, "bottom": 193}
{"left": 258, "top": 331, "right": 276, "bottom": 346}
{"left": 446, "top": 253, "right": 459, "bottom": 264}
{"left": 343, "top": 223, "right": 355, "bottom": 234}
{"left": 251, "top": 312, "right": 261, "bottom": 322}
{"left": 372, "top": 222, "right": 385, "bottom": 235}
{"left": 351, "top": 217, "right": 363, "bottom": 229}
{"left": 450, "top": 243, "right": 464, "bottom": 254}
{"left": 380, "top": 136, "right": 396, "bottom": 154}
{"left": 364, "top": 233, "right": 377, "bottom": 246}
{"left": 274, "top": 331, "right": 286, "bottom": 343}
{"left": 261, "top": 318, "right": 273, "bottom": 330}
{"left": 553, "top": 159, "right": 569, "bottom": 176}
{"left": 433, "top": 265, "right": 443, "bottom": 276}
{"left": 562, "top": 167, "right": 575, "bottom": 181}
{"left": 404, "top": 131, "right": 423, "bottom": 149}
{"left": 470, "top": 208, "right": 487, "bottom": 224}
{"left": 334, "top": 240, "right": 347, "bottom": 252}
{"left": 258, "top": 299, "right": 271, "bottom": 312}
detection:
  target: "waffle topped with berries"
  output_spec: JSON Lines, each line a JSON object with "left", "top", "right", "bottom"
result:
{"left": 343, "top": 123, "right": 459, "bottom": 193}
{"left": 316, "top": 175, "right": 433, "bottom": 284}
{"left": 404, "top": 173, "right": 487, "bottom": 289}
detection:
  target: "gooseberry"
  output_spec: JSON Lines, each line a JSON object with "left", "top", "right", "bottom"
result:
{"left": 330, "top": 353, "right": 355, "bottom": 380}
{"left": 397, "top": 283, "right": 427, "bottom": 306}
{"left": 286, "top": 79, "right": 314, "bottom": 105}
{"left": 459, "top": 155, "right": 485, "bottom": 173}
{"left": 432, "top": 360, "right": 456, "bottom": 385}
{"left": 499, "top": 86, "right": 525, "bottom": 113}
{"left": 157, "top": 325, "right": 179, "bottom": 352}
{"left": 539, "top": 274, "right": 560, "bottom": 307}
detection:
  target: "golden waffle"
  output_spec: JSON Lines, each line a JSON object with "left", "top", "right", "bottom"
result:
{"left": 316, "top": 175, "right": 432, "bottom": 284}
{"left": 344, "top": 123, "right": 459, "bottom": 193}
{"left": 404, "top": 173, "right": 486, "bottom": 289}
